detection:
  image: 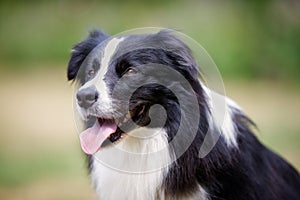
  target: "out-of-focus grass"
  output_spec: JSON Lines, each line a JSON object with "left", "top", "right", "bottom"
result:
{"left": 0, "top": 68, "right": 96, "bottom": 199}
{"left": 0, "top": 150, "right": 84, "bottom": 186}
{"left": 0, "top": 0, "right": 299, "bottom": 80}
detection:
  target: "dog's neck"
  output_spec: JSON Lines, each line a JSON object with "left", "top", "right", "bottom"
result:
{"left": 90, "top": 128, "right": 171, "bottom": 200}
{"left": 90, "top": 127, "right": 208, "bottom": 200}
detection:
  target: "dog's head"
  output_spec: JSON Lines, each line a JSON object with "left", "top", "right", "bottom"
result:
{"left": 68, "top": 29, "right": 203, "bottom": 155}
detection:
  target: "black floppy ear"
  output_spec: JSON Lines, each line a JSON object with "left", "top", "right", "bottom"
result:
{"left": 67, "top": 30, "right": 109, "bottom": 81}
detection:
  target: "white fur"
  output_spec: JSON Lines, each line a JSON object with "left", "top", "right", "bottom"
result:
{"left": 91, "top": 127, "right": 171, "bottom": 200}
{"left": 202, "top": 84, "right": 239, "bottom": 147}
{"left": 96, "top": 37, "right": 124, "bottom": 103}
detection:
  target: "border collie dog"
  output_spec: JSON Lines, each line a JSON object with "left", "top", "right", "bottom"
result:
{"left": 67, "top": 29, "right": 300, "bottom": 200}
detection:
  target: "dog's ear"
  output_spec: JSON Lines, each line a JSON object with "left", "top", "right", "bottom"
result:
{"left": 67, "top": 30, "right": 109, "bottom": 81}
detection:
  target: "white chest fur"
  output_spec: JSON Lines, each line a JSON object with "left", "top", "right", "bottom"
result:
{"left": 90, "top": 127, "right": 208, "bottom": 200}
{"left": 90, "top": 128, "right": 171, "bottom": 200}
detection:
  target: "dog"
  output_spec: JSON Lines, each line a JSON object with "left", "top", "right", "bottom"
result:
{"left": 67, "top": 29, "right": 300, "bottom": 200}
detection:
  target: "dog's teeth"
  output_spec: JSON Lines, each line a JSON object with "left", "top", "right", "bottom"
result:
{"left": 125, "top": 113, "right": 131, "bottom": 119}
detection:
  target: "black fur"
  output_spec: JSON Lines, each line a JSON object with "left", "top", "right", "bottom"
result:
{"left": 68, "top": 29, "right": 300, "bottom": 199}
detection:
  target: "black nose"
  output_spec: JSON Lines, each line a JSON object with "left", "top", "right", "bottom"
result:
{"left": 76, "top": 86, "right": 99, "bottom": 108}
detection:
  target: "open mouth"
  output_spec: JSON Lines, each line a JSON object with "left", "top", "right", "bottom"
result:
{"left": 79, "top": 104, "right": 148, "bottom": 155}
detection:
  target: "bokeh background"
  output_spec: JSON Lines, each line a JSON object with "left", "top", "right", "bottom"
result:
{"left": 0, "top": 0, "right": 299, "bottom": 199}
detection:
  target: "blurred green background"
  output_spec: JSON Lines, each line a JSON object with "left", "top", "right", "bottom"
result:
{"left": 0, "top": 0, "right": 299, "bottom": 199}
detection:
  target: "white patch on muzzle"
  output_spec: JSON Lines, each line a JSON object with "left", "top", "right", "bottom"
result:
{"left": 77, "top": 37, "right": 124, "bottom": 119}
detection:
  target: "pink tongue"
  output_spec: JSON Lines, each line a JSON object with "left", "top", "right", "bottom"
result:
{"left": 79, "top": 120, "right": 117, "bottom": 155}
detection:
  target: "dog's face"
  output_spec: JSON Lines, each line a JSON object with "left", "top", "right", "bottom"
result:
{"left": 68, "top": 30, "right": 201, "bottom": 155}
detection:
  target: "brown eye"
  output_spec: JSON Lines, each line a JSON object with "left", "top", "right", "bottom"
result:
{"left": 125, "top": 67, "right": 138, "bottom": 75}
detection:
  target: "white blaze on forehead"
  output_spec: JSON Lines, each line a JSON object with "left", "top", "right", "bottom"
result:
{"left": 78, "top": 37, "right": 125, "bottom": 117}
{"left": 81, "top": 37, "right": 125, "bottom": 89}
{"left": 96, "top": 37, "right": 124, "bottom": 100}
{"left": 98, "top": 37, "right": 124, "bottom": 82}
